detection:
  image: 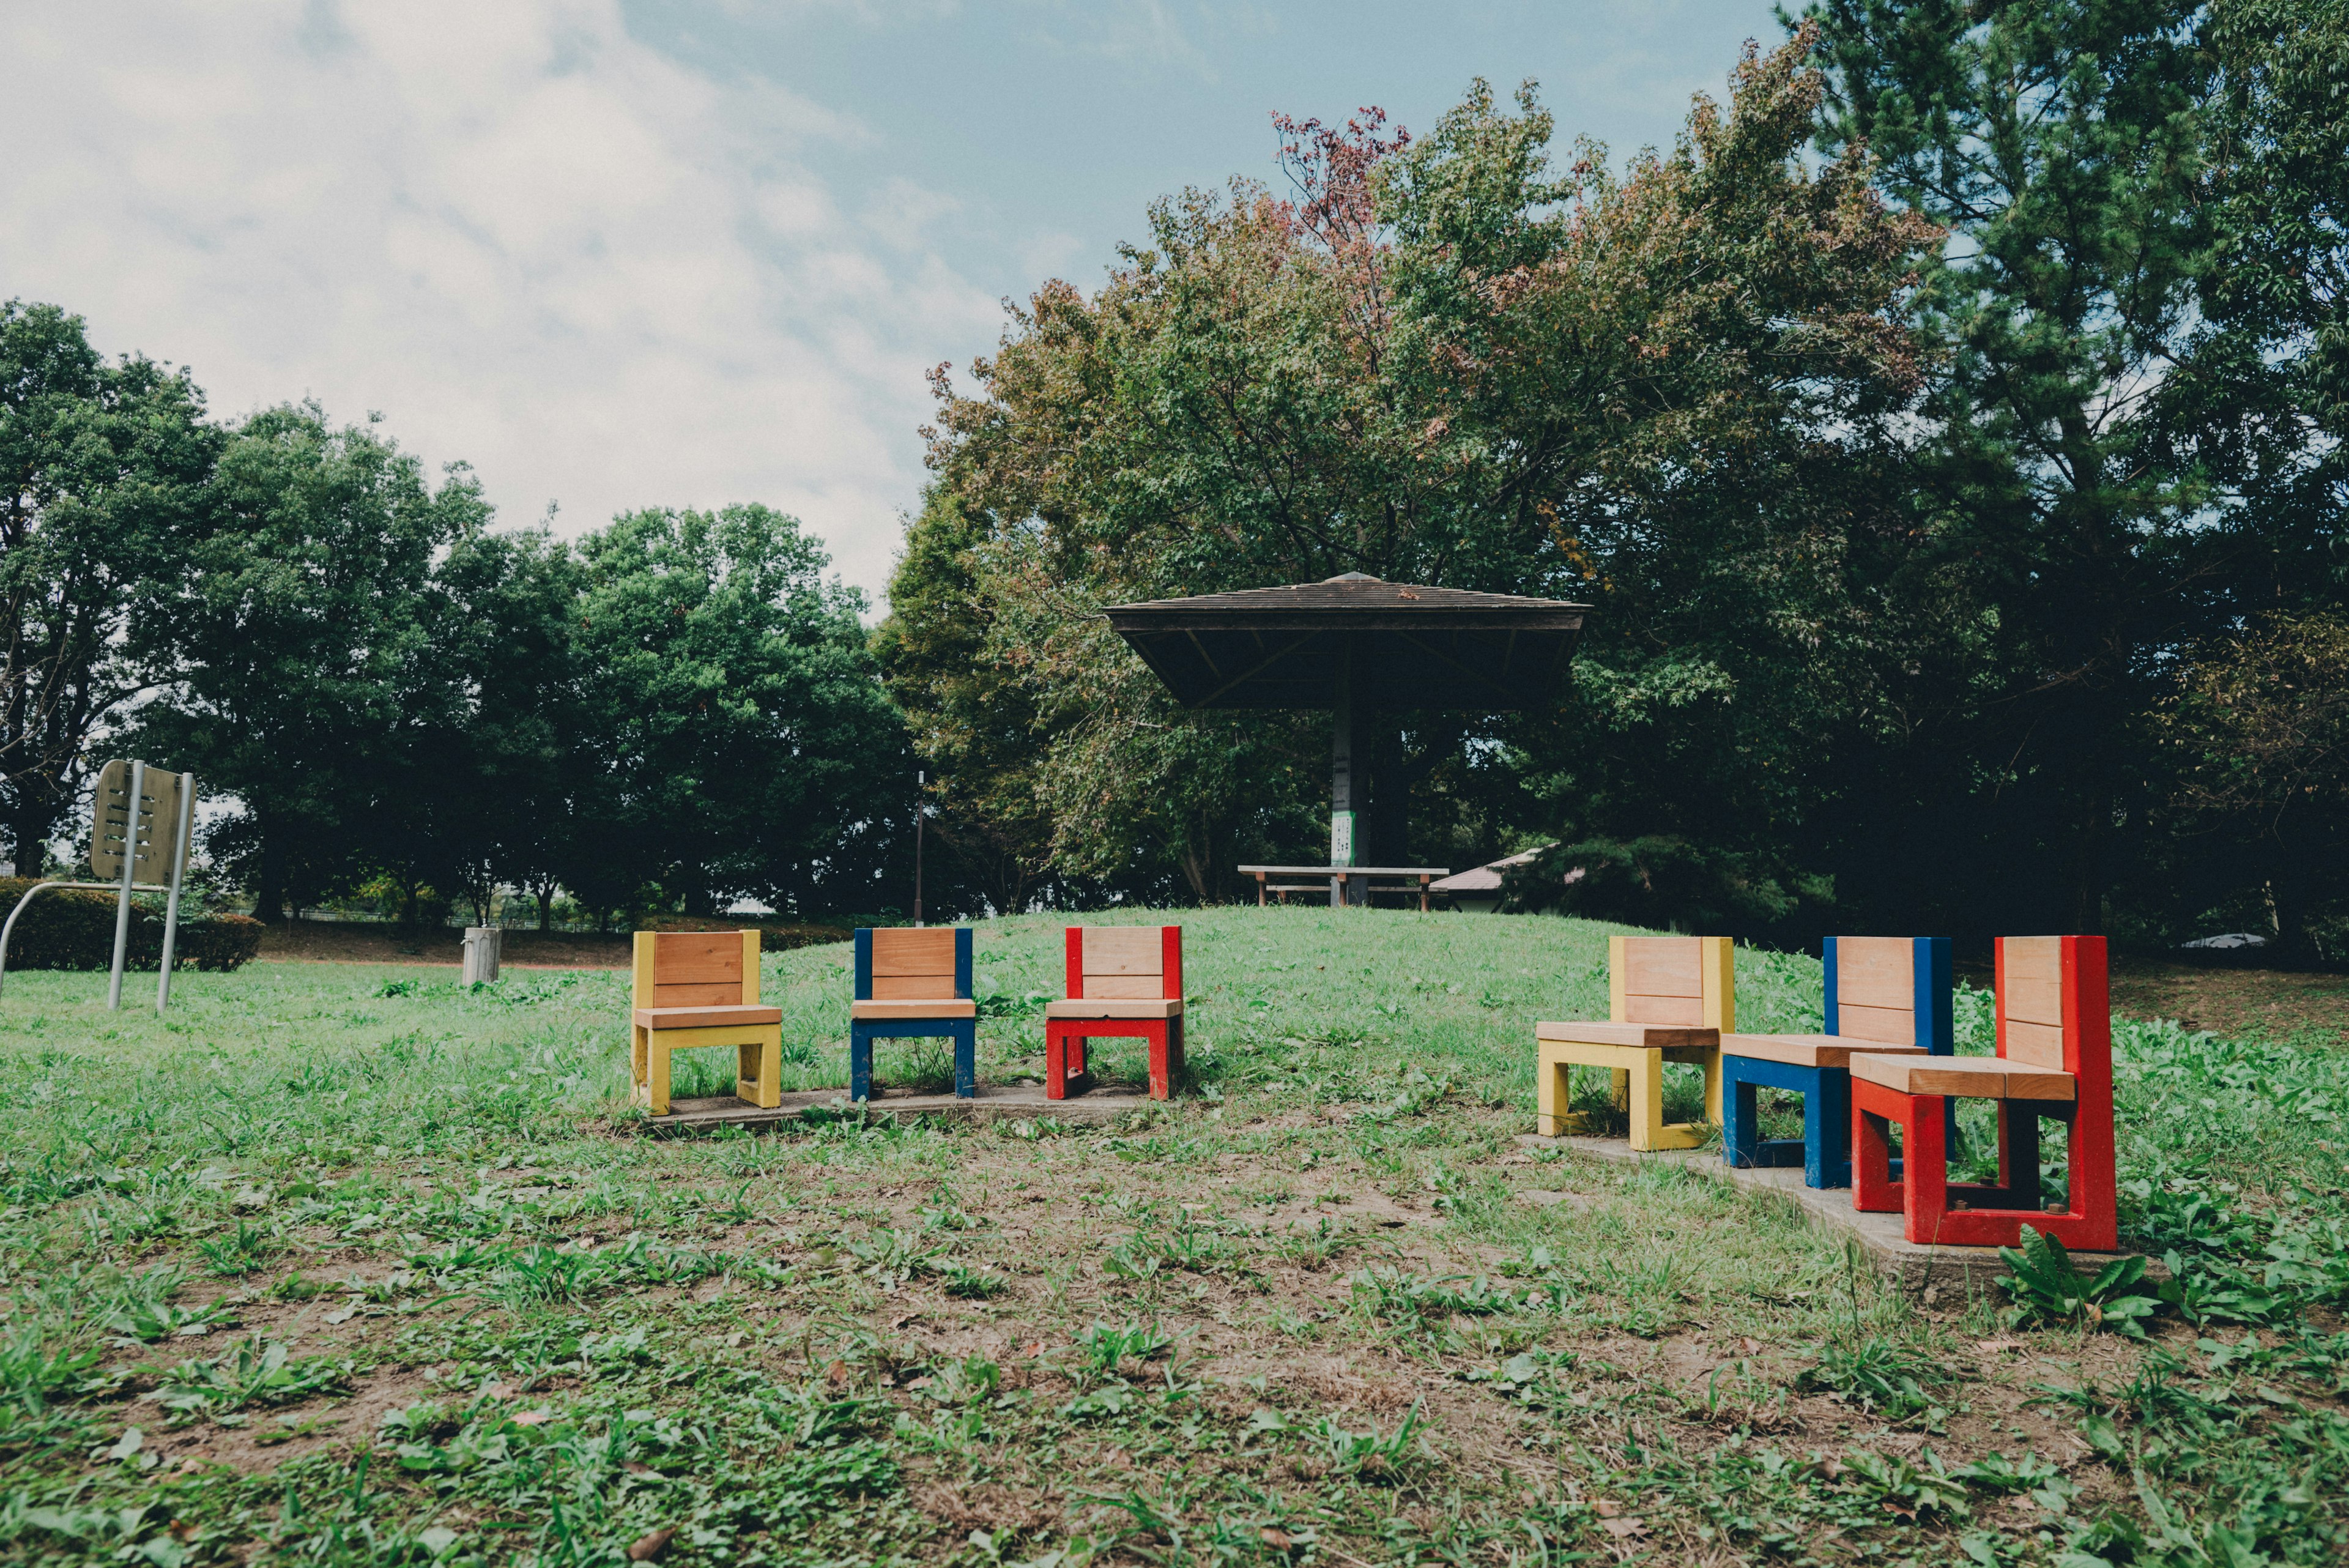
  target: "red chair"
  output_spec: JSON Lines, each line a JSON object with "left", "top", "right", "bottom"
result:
{"left": 1849, "top": 935, "right": 2115, "bottom": 1249}
{"left": 1044, "top": 926, "right": 1184, "bottom": 1100}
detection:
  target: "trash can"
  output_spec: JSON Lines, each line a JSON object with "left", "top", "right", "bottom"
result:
{"left": 462, "top": 926, "right": 502, "bottom": 986}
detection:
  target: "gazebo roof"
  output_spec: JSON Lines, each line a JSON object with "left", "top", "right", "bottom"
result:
{"left": 1102, "top": 573, "right": 1589, "bottom": 710}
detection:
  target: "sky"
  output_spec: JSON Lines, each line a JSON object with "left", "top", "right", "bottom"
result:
{"left": 2, "top": 0, "right": 1786, "bottom": 607}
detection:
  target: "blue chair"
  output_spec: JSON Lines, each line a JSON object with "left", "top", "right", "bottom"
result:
{"left": 848, "top": 927, "right": 976, "bottom": 1100}
{"left": 1721, "top": 937, "right": 1950, "bottom": 1188}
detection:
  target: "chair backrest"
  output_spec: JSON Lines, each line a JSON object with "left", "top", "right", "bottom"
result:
{"left": 1824, "top": 936, "right": 1952, "bottom": 1052}
{"left": 1608, "top": 935, "right": 1734, "bottom": 1030}
{"left": 633, "top": 929, "right": 760, "bottom": 1011}
{"left": 1064, "top": 926, "right": 1182, "bottom": 1000}
{"left": 1996, "top": 935, "right": 2109, "bottom": 1077}
{"left": 855, "top": 927, "right": 971, "bottom": 1001}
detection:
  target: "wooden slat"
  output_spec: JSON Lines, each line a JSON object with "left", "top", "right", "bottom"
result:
{"left": 1535, "top": 1020, "right": 1714, "bottom": 1048}
{"left": 654, "top": 981, "right": 743, "bottom": 1008}
{"left": 1849, "top": 1054, "right": 2076, "bottom": 1101}
{"left": 2000, "top": 936, "right": 2065, "bottom": 1022}
{"left": 2002, "top": 968, "right": 2065, "bottom": 1029}
{"left": 1721, "top": 1033, "right": 1925, "bottom": 1070}
{"left": 1083, "top": 975, "right": 1164, "bottom": 999}
{"left": 1624, "top": 992, "right": 1704, "bottom": 1027}
{"left": 870, "top": 975, "right": 959, "bottom": 1000}
{"left": 1081, "top": 926, "right": 1165, "bottom": 976}
{"left": 1835, "top": 937, "right": 1913, "bottom": 1009}
{"left": 1838, "top": 1001, "right": 1916, "bottom": 1046}
{"left": 653, "top": 932, "right": 743, "bottom": 985}
{"left": 1622, "top": 937, "right": 1701, "bottom": 998}
{"left": 2003, "top": 1018, "right": 2068, "bottom": 1068}
{"left": 872, "top": 928, "right": 957, "bottom": 976}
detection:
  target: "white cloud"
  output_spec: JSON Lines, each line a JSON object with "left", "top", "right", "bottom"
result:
{"left": 0, "top": 0, "right": 998, "bottom": 603}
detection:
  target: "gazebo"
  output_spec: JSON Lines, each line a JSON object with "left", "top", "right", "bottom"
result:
{"left": 1102, "top": 573, "right": 1590, "bottom": 903}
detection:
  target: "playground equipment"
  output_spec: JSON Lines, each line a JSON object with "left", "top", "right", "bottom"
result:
{"left": 1535, "top": 935, "right": 1729, "bottom": 1150}
{"left": 630, "top": 929, "right": 782, "bottom": 1117}
{"left": 1718, "top": 937, "right": 1941, "bottom": 1188}
{"left": 849, "top": 927, "right": 976, "bottom": 1101}
{"left": 1850, "top": 935, "right": 2117, "bottom": 1249}
{"left": 0, "top": 759, "right": 197, "bottom": 1013}
{"left": 1044, "top": 925, "right": 1186, "bottom": 1100}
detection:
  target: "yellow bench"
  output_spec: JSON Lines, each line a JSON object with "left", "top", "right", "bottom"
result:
{"left": 1535, "top": 935, "right": 1729, "bottom": 1150}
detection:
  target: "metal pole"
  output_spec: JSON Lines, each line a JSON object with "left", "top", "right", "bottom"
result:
{"left": 913, "top": 768, "right": 925, "bottom": 928}
{"left": 155, "top": 771, "right": 195, "bottom": 1014}
{"left": 107, "top": 760, "right": 144, "bottom": 1011}
{"left": 0, "top": 882, "right": 66, "bottom": 998}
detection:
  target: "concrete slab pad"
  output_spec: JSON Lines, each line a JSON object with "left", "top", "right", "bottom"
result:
{"left": 644, "top": 1080, "right": 1159, "bottom": 1132}
{"left": 1516, "top": 1133, "right": 2159, "bottom": 1294}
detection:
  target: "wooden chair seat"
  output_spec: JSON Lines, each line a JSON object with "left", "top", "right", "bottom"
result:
{"left": 1535, "top": 1020, "right": 1715, "bottom": 1049}
{"left": 1045, "top": 997, "right": 1183, "bottom": 1019}
{"left": 851, "top": 998, "right": 977, "bottom": 1020}
{"left": 1849, "top": 1052, "right": 2074, "bottom": 1101}
{"left": 634, "top": 1003, "right": 782, "bottom": 1030}
{"left": 1720, "top": 1033, "right": 1924, "bottom": 1070}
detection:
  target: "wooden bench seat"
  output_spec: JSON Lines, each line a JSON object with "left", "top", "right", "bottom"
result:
{"left": 1849, "top": 1051, "right": 2075, "bottom": 1101}
{"left": 850, "top": 998, "right": 977, "bottom": 1020}
{"left": 1045, "top": 997, "right": 1184, "bottom": 1019}
{"left": 1537, "top": 1020, "right": 1715, "bottom": 1049}
{"left": 634, "top": 1003, "right": 782, "bottom": 1030}
{"left": 1719, "top": 1032, "right": 1924, "bottom": 1071}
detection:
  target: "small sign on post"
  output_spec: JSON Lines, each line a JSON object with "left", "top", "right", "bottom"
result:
{"left": 0, "top": 759, "right": 199, "bottom": 1011}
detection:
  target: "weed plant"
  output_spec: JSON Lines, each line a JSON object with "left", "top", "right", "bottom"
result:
{"left": 0, "top": 908, "right": 2342, "bottom": 1564}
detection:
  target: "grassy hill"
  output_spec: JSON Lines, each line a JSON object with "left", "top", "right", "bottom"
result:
{"left": 1, "top": 907, "right": 2343, "bottom": 1564}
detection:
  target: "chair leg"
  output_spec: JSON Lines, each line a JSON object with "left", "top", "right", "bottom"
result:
{"left": 954, "top": 1022, "right": 976, "bottom": 1098}
{"left": 850, "top": 1024, "right": 875, "bottom": 1103}
{"left": 1809, "top": 1069, "right": 1851, "bottom": 1190}
{"left": 1852, "top": 1084, "right": 1901, "bottom": 1213}
{"left": 1045, "top": 1023, "right": 1071, "bottom": 1101}
{"left": 1168, "top": 1013, "right": 1184, "bottom": 1089}
{"left": 1701, "top": 1049, "right": 1723, "bottom": 1129}
{"left": 1898, "top": 1093, "right": 1951, "bottom": 1244}
{"left": 632, "top": 1024, "right": 650, "bottom": 1107}
{"left": 1536, "top": 1049, "right": 1568, "bottom": 1138}
{"left": 1724, "top": 1069, "right": 1761, "bottom": 1168}
{"left": 1628, "top": 1053, "right": 1666, "bottom": 1151}
{"left": 643, "top": 1030, "right": 670, "bottom": 1118}
{"left": 1146, "top": 1020, "right": 1173, "bottom": 1099}
{"left": 738, "top": 1028, "right": 781, "bottom": 1109}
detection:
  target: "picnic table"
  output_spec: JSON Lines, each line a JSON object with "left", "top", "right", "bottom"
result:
{"left": 1238, "top": 864, "right": 1452, "bottom": 911}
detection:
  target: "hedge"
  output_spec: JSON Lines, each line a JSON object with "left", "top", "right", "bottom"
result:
{"left": 0, "top": 878, "right": 264, "bottom": 973}
{"left": 638, "top": 915, "right": 854, "bottom": 952}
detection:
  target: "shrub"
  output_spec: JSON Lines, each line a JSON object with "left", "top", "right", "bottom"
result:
{"left": 0, "top": 878, "right": 262, "bottom": 973}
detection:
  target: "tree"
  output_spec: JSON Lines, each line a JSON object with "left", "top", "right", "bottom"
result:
{"left": 1802, "top": 0, "right": 2349, "bottom": 934}
{"left": 905, "top": 30, "right": 1938, "bottom": 907}
{"left": 142, "top": 404, "right": 486, "bottom": 921}
{"left": 0, "top": 301, "right": 216, "bottom": 872}
{"left": 570, "top": 505, "right": 908, "bottom": 918}
{"left": 2152, "top": 612, "right": 2349, "bottom": 956}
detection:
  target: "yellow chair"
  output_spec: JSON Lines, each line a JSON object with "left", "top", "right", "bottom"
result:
{"left": 1535, "top": 935, "right": 1729, "bottom": 1150}
{"left": 630, "top": 929, "right": 782, "bottom": 1117}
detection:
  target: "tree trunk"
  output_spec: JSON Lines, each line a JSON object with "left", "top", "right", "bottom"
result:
{"left": 254, "top": 823, "right": 287, "bottom": 923}
{"left": 536, "top": 886, "right": 554, "bottom": 931}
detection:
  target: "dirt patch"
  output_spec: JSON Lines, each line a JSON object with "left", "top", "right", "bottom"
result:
{"left": 2107, "top": 958, "right": 2349, "bottom": 1043}
{"left": 255, "top": 920, "right": 631, "bottom": 969}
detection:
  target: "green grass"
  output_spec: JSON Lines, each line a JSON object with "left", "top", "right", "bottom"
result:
{"left": 0, "top": 906, "right": 2343, "bottom": 1566}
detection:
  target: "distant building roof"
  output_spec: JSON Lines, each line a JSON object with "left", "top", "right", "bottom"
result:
{"left": 1101, "top": 573, "right": 1589, "bottom": 710}
{"left": 1430, "top": 845, "right": 1560, "bottom": 895}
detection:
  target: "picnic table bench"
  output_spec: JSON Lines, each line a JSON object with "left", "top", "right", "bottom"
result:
{"left": 1238, "top": 864, "right": 1452, "bottom": 911}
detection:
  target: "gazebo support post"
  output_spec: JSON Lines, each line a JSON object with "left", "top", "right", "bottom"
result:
{"left": 1330, "top": 636, "right": 1368, "bottom": 907}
